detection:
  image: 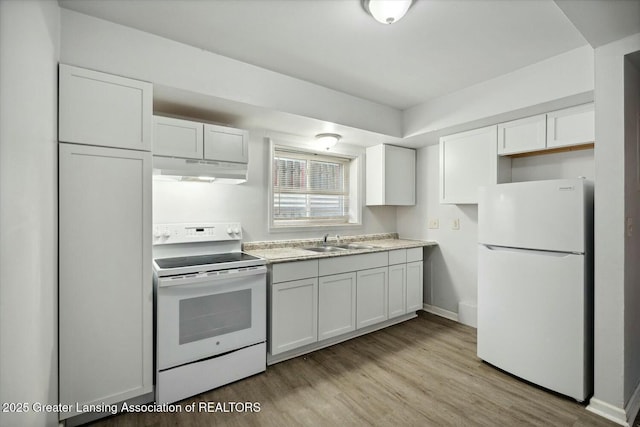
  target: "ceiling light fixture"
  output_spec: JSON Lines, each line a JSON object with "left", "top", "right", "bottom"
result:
{"left": 315, "top": 133, "right": 341, "bottom": 150}
{"left": 362, "top": 0, "right": 413, "bottom": 25}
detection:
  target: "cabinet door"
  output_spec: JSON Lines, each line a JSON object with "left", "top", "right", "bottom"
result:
{"left": 153, "top": 116, "right": 203, "bottom": 159}
{"left": 440, "top": 125, "right": 505, "bottom": 204}
{"left": 318, "top": 273, "right": 357, "bottom": 340}
{"left": 546, "top": 103, "right": 595, "bottom": 148}
{"left": 388, "top": 264, "right": 406, "bottom": 319}
{"left": 497, "top": 114, "right": 546, "bottom": 155}
{"left": 356, "top": 267, "right": 388, "bottom": 328}
{"left": 59, "top": 64, "right": 152, "bottom": 151}
{"left": 203, "top": 124, "right": 249, "bottom": 163}
{"left": 406, "top": 261, "right": 424, "bottom": 312}
{"left": 366, "top": 144, "right": 415, "bottom": 206}
{"left": 384, "top": 145, "right": 416, "bottom": 205}
{"left": 59, "top": 143, "right": 152, "bottom": 418}
{"left": 270, "top": 278, "right": 318, "bottom": 355}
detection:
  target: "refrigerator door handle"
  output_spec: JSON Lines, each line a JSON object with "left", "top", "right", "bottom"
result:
{"left": 481, "top": 244, "right": 583, "bottom": 257}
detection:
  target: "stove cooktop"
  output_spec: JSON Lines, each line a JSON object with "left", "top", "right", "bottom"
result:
{"left": 155, "top": 252, "right": 262, "bottom": 269}
{"left": 153, "top": 251, "right": 266, "bottom": 277}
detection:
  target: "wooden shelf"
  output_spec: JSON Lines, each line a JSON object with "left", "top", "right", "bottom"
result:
{"left": 507, "top": 142, "right": 594, "bottom": 159}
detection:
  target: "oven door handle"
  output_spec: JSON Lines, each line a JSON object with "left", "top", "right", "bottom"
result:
{"left": 157, "top": 265, "right": 267, "bottom": 288}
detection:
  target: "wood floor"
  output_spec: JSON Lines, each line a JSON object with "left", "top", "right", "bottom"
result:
{"left": 91, "top": 312, "right": 621, "bottom": 427}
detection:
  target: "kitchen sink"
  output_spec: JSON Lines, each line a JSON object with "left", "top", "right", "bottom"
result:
{"left": 335, "top": 243, "right": 377, "bottom": 250}
{"left": 303, "top": 246, "right": 347, "bottom": 253}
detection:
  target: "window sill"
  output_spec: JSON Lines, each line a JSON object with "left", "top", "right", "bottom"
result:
{"left": 269, "top": 222, "right": 363, "bottom": 233}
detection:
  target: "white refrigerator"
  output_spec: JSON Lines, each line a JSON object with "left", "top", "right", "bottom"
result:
{"left": 477, "top": 178, "right": 593, "bottom": 402}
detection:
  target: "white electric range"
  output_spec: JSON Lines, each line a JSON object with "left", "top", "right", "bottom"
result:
{"left": 152, "top": 222, "right": 266, "bottom": 404}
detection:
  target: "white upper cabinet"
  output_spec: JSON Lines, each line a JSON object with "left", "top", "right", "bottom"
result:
{"left": 153, "top": 116, "right": 249, "bottom": 164}
{"left": 497, "top": 114, "right": 547, "bottom": 155}
{"left": 497, "top": 103, "right": 595, "bottom": 156}
{"left": 546, "top": 103, "right": 595, "bottom": 149}
{"left": 366, "top": 144, "right": 416, "bottom": 206}
{"left": 59, "top": 64, "right": 152, "bottom": 151}
{"left": 439, "top": 125, "right": 511, "bottom": 204}
{"left": 204, "top": 124, "right": 249, "bottom": 164}
{"left": 153, "top": 116, "right": 203, "bottom": 159}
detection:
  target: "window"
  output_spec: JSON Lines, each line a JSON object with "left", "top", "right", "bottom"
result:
{"left": 271, "top": 145, "right": 358, "bottom": 228}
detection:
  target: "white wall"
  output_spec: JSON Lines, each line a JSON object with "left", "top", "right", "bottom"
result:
{"left": 624, "top": 54, "right": 640, "bottom": 408}
{"left": 0, "top": 1, "right": 60, "bottom": 426}
{"left": 511, "top": 149, "right": 594, "bottom": 182}
{"left": 397, "top": 146, "right": 595, "bottom": 319}
{"left": 396, "top": 146, "right": 478, "bottom": 313}
{"left": 403, "top": 45, "right": 594, "bottom": 139}
{"left": 153, "top": 131, "right": 397, "bottom": 242}
{"left": 589, "top": 34, "right": 640, "bottom": 423}
{"left": 59, "top": 9, "right": 402, "bottom": 138}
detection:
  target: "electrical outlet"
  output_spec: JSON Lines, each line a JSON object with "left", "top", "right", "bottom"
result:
{"left": 428, "top": 219, "right": 439, "bottom": 229}
{"left": 451, "top": 218, "right": 460, "bottom": 230}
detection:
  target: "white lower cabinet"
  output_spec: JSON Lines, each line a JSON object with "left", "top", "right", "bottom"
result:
{"left": 388, "top": 263, "right": 407, "bottom": 318}
{"left": 269, "top": 249, "right": 424, "bottom": 359}
{"left": 356, "top": 267, "right": 389, "bottom": 329}
{"left": 270, "top": 278, "right": 318, "bottom": 355}
{"left": 318, "top": 273, "right": 357, "bottom": 340}
{"left": 406, "top": 261, "right": 424, "bottom": 312}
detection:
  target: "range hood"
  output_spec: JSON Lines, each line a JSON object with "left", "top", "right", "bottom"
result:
{"left": 152, "top": 156, "right": 247, "bottom": 184}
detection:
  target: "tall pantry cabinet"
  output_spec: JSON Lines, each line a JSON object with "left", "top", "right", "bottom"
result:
{"left": 58, "top": 64, "right": 153, "bottom": 420}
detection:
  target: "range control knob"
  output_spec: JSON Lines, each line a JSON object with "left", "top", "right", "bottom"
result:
{"left": 233, "top": 227, "right": 241, "bottom": 234}
{"left": 227, "top": 227, "right": 233, "bottom": 235}
{"left": 163, "top": 230, "right": 171, "bottom": 238}
{"left": 153, "top": 229, "right": 162, "bottom": 239}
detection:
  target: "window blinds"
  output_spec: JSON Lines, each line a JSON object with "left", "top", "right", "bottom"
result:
{"left": 273, "top": 148, "right": 350, "bottom": 224}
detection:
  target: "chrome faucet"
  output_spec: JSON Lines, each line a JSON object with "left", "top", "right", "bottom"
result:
{"left": 322, "top": 233, "right": 329, "bottom": 245}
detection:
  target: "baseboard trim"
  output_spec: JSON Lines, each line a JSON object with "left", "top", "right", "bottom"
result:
{"left": 625, "top": 380, "right": 640, "bottom": 427}
{"left": 587, "top": 398, "right": 629, "bottom": 426}
{"left": 423, "top": 304, "right": 458, "bottom": 322}
{"left": 267, "top": 313, "right": 417, "bottom": 365}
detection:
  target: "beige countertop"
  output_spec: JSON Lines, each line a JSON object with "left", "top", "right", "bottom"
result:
{"left": 243, "top": 235, "right": 437, "bottom": 264}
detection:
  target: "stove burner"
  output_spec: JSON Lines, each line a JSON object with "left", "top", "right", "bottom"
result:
{"left": 155, "top": 252, "right": 261, "bottom": 269}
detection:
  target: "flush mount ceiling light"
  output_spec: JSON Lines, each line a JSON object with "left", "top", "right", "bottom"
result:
{"left": 315, "top": 133, "right": 341, "bottom": 150}
{"left": 362, "top": 0, "right": 414, "bottom": 25}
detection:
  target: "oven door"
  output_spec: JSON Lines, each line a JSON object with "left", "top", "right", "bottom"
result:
{"left": 156, "top": 266, "right": 266, "bottom": 370}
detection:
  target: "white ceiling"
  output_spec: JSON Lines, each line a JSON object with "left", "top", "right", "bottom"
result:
{"left": 58, "top": 0, "right": 590, "bottom": 111}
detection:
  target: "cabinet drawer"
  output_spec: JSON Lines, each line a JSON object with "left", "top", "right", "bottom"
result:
{"left": 388, "top": 249, "right": 407, "bottom": 265}
{"left": 407, "top": 247, "right": 423, "bottom": 262}
{"left": 153, "top": 116, "right": 203, "bottom": 159}
{"left": 319, "top": 252, "right": 388, "bottom": 277}
{"left": 272, "top": 260, "right": 319, "bottom": 283}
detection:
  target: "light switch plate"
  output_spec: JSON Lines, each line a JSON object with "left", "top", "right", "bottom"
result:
{"left": 451, "top": 218, "right": 460, "bottom": 230}
{"left": 428, "top": 219, "right": 439, "bottom": 229}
